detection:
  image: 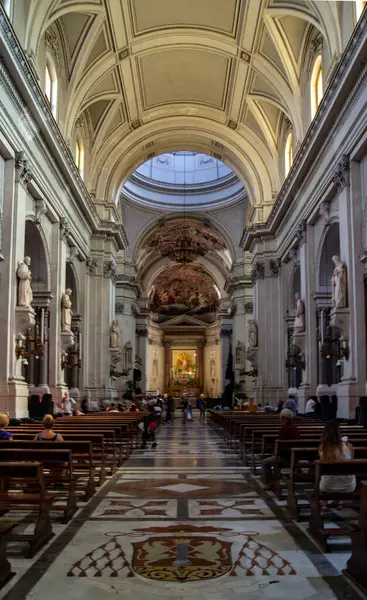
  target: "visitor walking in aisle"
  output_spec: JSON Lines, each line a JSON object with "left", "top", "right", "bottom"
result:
{"left": 180, "top": 397, "right": 188, "bottom": 424}
{"left": 166, "top": 395, "right": 174, "bottom": 423}
{"left": 198, "top": 394, "right": 207, "bottom": 421}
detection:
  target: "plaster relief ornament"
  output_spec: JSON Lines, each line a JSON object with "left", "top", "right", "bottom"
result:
{"left": 61, "top": 288, "right": 73, "bottom": 332}
{"left": 110, "top": 320, "right": 121, "bottom": 348}
{"left": 331, "top": 255, "right": 347, "bottom": 309}
{"left": 248, "top": 319, "right": 258, "bottom": 348}
{"left": 17, "top": 256, "right": 33, "bottom": 307}
{"left": 294, "top": 293, "right": 305, "bottom": 332}
{"left": 236, "top": 342, "right": 244, "bottom": 364}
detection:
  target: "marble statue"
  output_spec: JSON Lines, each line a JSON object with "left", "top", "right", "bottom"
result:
{"left": 61, "top": 288, "right": 73, "bottom": 332}
{"left": 294, "top": 293, "right": 305, "bottom": 332}
{"left": 124, "top": 341, "right": 132, "bottom": 366}
{"left": 17, "top": 256, "right": 33, "bottom": 307}
{"left": 331, "top": 255, "right": 347, "bottom": 309}
{"left": 110, "top": 320, "right": 120, "bottom": 348}
{"left": 248, "top": 319, "right": 258, "bottom": 348}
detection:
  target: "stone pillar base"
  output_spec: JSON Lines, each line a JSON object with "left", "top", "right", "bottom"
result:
{"left": 0, "top": 379, "right": 29, "bottom": 418}
{"left": 32, "top": 384, "right": 50, "bottom": 396}
{"left": 337, "top": 378, "right": 358, "bottom": 420}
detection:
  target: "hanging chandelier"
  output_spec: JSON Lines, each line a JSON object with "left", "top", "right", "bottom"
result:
{"left": 167, "top": 229, "right": 206, "bottom": 264}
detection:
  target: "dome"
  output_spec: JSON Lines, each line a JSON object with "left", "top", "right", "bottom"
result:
{"left": 122, "top": 152, "right": 245, "bottom": 210}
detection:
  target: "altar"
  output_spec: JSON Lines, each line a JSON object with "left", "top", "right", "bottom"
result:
{"left": 168, "top": 349, "right": 200, "bottom": 397}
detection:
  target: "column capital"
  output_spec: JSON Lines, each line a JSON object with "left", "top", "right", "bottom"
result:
{"left": 220, "top": 328, "right": 232, "bottom": 338}
{"left": 59, "top": 217, "right": 71, "bottom": 243}
{"left": 136, "top": 328, "right": 148, "bottom": 338}
{"left": 266, "top": 257, "right": 281, "bottom": 277}
{"left": 15, "top": 151, "right": 33, "bottom": 188}
{"left": 295, "top": 219, "right": 307, "bottom": 245}
{"left": 332, "top": 154, "right": 350, "bottom": 191}
{"left": 86, "top": 256, "right": 99, "bottom": 275}
{"left": 251, "top": 261, "right": 265, "bottom": 284}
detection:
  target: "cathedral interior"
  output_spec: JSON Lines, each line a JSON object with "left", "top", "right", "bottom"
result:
{"left": 0, "top": 1, "right": 367, "bottom": 599}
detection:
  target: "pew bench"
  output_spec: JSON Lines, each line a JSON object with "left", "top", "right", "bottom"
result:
{"left": 344, "top": 481, "right": 367, "bottom": 592}
{"left": 0, "top": 522, "right": 17, "bottom": 588}
{"left": 0, "top": 449, "right": 76, "bottom": 523}
{"left": 0, "top": 462, "right": 54, "bottom": 557}
{"left": 308, "top": 459, "right": 367, "bottom": 551}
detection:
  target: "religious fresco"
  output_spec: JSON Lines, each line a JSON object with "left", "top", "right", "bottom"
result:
{"left": 149, "top": 264, "right": 219, "bottom": 317}
{"left": 145, "top": 221, "right": 226, "bottom": 259}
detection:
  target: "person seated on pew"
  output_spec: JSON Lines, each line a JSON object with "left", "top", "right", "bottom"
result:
{"left": 261, "top": 409, "right": 300, "bottom": 490}
{"left": 34, "top": 415, "right": 64, "bottom": 441}
{"left": 248, "top": 399, "right": 258, "bottom": 413}
{"left": 318, "top": 419, "right": 356, "bottom": 510}
{"left": 0, "top": 414, "right": 13, "bottom": 440}
{"left": 305, "top": 397, "right": 316, "bottom": 417}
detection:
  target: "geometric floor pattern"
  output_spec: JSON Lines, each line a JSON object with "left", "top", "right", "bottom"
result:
{"left": 0, "top": 416, "right": 362, "bottom": 600}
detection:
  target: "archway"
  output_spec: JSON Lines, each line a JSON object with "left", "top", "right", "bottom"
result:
{"left": 64, "top": 261, "right": 81, "bottom": 395}
{"left": 318, "top": 222, "right": 340, "bottom": 293}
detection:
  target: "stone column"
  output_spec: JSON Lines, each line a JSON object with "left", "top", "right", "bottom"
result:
{"left": 219, "top": 321, "right": 232, "bottom": 393}
{"left": 253, "top": 258, "right": 284, "bottom": 405}
{"left": 70, "top": 314, "right": 82, "bottom": 401}
{"left": 0, "top": 152, "right": 33, "bottom": 417}
{"left": 197, "top": 342, "right": 204, "bottom": 392}
{"left": 136, "top": 325, "right": 149, "bottom": 393}
{"left": 164, "top": 342, "right": 171, "bottom": 391}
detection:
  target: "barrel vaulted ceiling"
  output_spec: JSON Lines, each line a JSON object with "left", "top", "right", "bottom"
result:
{"left": 22, "top": 0, "right": 347, "bottom": 221}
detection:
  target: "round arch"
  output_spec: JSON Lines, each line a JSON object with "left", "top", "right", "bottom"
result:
{"left": 317, "top": 221, "right": 340, "bottom": 294}
{"left": 24, "top": 220, "right": 50, "bottom": 292}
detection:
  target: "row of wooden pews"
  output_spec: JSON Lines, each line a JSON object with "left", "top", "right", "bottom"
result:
{"left": 209, "top": 409, "right": 367, "bottom": 594}
{"left": 0, "top": 411, "right": 145, "bottom": 588}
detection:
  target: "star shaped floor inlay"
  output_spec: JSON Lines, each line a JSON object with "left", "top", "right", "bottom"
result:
{"left": 111, "top": 478, "right": 251, "bottom": 498}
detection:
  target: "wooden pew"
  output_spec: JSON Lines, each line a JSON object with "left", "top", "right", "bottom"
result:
{"left": 344, "top": 481, "right": 367, "bottom": 592}
{"left": 0, "top": 462, "right": 54, "bottom": 557}
{"left": 0, "top": 441, "right": 95, "bottom": 500}
{"left": 0, "top": 449, "right": 76, "bottom": 523}
{"left": 0, "top": 522, "right": 17, "bottom": 588}
{"left": 287, "top": 447, "right": 367, "bottom": 520}
{"left": 308, "top": 459, "right": 367, "bottom": 551}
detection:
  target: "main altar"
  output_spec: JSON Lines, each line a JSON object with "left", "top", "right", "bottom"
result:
{"left": 168, "top": 349, "right": 200, "bottom": 397}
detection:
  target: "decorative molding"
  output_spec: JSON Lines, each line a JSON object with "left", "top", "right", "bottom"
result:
{"left": 131, "top": 119, "right": 141, "bottom": 130}
{"left": 103, "top": 258, "right": 117, "bottom": 280}
{"left": 34, "top": 199, "right": 47, "bottom": 224}
{"left": 267, "top": 257, "right": 281, "bottom": 277}
{"left": 118, "top": 48, "right": 129, "bottom": 61}
{"left": 319, "top": 201, "right": 330, "bottom": 225}
{"left": 15, "top": 151, "right": 32, "bottom": 187}
{"left": 115, "top": 302, "right": 124, "bottom": 314}
{"left": 136, "top": 328, "right": 148, "bottom": 338}
{"left": 295, "top": 219, "right": 307, "bottom": 245}
{"left": 244, "top": 301, "right": 253, "bottom": 314}
{"left": 251, "top": 262, "right": 265, "bottom": 284}
{"left": 59, "top": 216, "right": 71, "bottom": 242}
{"left": 86, "top": 257, "right": 98, "bottom": 275}
{"left": 45, "top": 28, "right": 61, "bottom": 75}
{"left": 227, "top": 119, "right": 237, "bottom": 130}
{"left": 240, "top": 50, "right": 251, "bottom": 63}
{"left": 332, "top": 154, "right": 350, "bottom": 191}
{"left": 220, "top": 328, "right": 232, "bottom": 338}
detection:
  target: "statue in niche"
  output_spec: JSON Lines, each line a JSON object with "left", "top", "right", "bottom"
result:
{"left": 61, "top": 288, "right": 73, "bottom": 332}
{"left": 294, "top": 293, "right": 305, "bottom": 332}
{"left": 210, "top": 359, "right": 216, "bottom": 379}
{"left": 110, "top": 320, "right": 121, "bottom": 348}
{"left": 248, "top": 319, "right": 258, "bottom": 348}
{"left": 124, "top": 342, "right": 133, "bottom": 367}
{"left": 17, "top": 256, "right": 33, "bottom": 307}
{"left": 331, "top": 255, "right": 347, "bottom": 309}
{"left": 236, "top": 342, "right": 244, "bottom": 364}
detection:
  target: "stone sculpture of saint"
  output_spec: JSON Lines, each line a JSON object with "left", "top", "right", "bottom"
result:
{"left": 17, "top": 256, "right": 33, "bottom": 307}
{"left": 236, "top": 343, "right": 244, "bottom": 364}
{"left": 61, "top": 288, "right": 73, "bottom": 332}
{"left": 294, "top": 293, "right": 305, "bottom": 332}
{"left": 110, "top": 320, "right": 121, "bottom": 348}
{"left": 248, "top": 319, "right": 258, "bottom": 348}
{"left": 331, "top": 255, "right": 347, "bottom": 309}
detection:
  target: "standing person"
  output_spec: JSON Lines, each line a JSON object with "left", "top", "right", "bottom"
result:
{"left": 63, "top": 392, "right": 76, "bottom": 416}
{"left": 318, "top": 420, "right": 356, "bottom": 508}
{"left": 180, "top": 396, "right": 188, "bottom": 424}
{"left": 198, "top": 395, "right": 207, "bottom": 421}
{"left": 141, "top": 406, "right": 158, "bottom": 449}
{"left": 187, "top": 400, "right": 193, "bottom": 422}
{"left": 261, "top": 409, "right": 300, "bottom": 490}
{"left": 166, "top": 395, "right": 174, "bottom": 424}
{"left": 0, "top": 414, "right": 12, "bottom": 440}
{"left": 161, "top": 396, "right": 168, "bottom": 424}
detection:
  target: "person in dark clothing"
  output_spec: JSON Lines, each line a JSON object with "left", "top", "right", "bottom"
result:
{"left": 261, "top": 409, "right": 299, "bottom": 489}
{"left": 180, "top": 397, "right": 189, "bottom": 424}
{"left": 141, "top": 406, "right": 158, "bottom": 449}
{"left": 166, "top": 395, "right": 174, "bottom": 424}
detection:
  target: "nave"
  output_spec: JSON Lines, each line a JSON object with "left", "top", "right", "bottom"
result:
{"left": 0, "top": 417, "right": 361, "bottom": 600}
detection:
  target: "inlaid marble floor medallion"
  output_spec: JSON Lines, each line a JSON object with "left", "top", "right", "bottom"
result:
{"left": 0, "top": 419, "right": 359, "bottom": 600}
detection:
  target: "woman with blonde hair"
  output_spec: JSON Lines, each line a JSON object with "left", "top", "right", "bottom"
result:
{"left": 318, "top": 419, "right": 356, "bottom": 509}
{"left": 34, "top": 415, "right": 64, "bottom": 441}
{"left": 0, "top": 414, "right": 12, "bottom": 440}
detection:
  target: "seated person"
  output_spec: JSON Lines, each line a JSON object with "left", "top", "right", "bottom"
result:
{"left": 34, "top": 415, "right": 64, "bottom": 441}
{"left": 0, "top": 414, "right": 12, "bottom": 440}
{"left": 261, "top": 409, "right": 299, "bottom": 490}
{"left": 318, "top": 419, "right": 356, "bottom": 509}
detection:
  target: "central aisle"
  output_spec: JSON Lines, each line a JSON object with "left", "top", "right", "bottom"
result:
{"left": 4, "top": 416, "right": 359, "bottom": 600}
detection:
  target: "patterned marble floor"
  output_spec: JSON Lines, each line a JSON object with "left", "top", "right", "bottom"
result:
{"left": 0, "top": 416, "right": 363, "bottom": 600}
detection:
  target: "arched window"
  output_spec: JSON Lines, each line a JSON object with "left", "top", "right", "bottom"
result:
{"left": 75, "top": 139, "right": 84, "bottom": 179}
{"left": 356, "top": 1, "right": 366, "bottom": 20}
{"left": 310, "top": 55, "right": 323, "bottom": 119}
{"left": 285, "top": 131, "right": 293, "bottom": 177}
{"left": 45, "top": 57, "right": 58, "bottom": 117}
